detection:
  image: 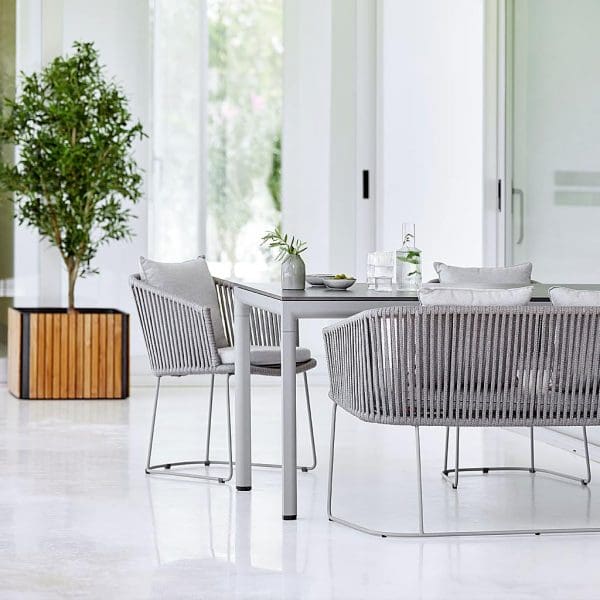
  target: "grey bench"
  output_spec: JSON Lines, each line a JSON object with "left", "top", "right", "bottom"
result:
{"left": 323, "top": 304, "right": 600, "bottom": 537}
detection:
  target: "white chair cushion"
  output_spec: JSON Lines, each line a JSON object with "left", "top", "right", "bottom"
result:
{"left": 549, "top": 286, "right": 600, "bottom": 306}
{"left": 419, "top": 286, "right": 533, "bottom": 306}
{"left": 549, "top": 287, "right": 600, "bottom": 391}
{"left": 218, "top": 345, "right": 311, "bottom": 366}
{"left": 139, "top": 256, "right": 228, "bottom": 348}
{"left": 433, "top": 262, "right": 532, "bottom": 284}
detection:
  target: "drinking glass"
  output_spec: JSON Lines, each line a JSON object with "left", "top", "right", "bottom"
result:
{"left": 367, "top": 251, "right": 394, "bottom": 291}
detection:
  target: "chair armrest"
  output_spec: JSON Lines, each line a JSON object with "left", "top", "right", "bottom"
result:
{"left": 130, "top": 275, "right": 221, "bottom": 376}
{"left": 323, "top": 316, "right": 369, "bottom": 415}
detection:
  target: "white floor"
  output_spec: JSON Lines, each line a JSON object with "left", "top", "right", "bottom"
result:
{"left": 2, "top": 382, "right": 600, "bottom": 599}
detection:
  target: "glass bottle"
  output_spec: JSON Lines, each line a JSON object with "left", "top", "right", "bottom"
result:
{"left": 396, "top": 223, "right": 422, "bottom": 289}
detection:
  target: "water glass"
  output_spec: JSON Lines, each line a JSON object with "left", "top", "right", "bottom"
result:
{"left": 367, "top": 251, "right": 394, "bottom": 291}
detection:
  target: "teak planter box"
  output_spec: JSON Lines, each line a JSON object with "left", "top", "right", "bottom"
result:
{"left": 7, "top": 308, "right": 129, "bottom": 400}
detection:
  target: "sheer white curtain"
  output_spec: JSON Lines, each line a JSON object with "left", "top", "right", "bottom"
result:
{"left": 150, "top": 0, "right": 282, "bottom": 281}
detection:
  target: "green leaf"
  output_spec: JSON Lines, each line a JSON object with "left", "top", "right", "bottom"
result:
{"left": 0, "top": 41, "right": 146, "bottom": 306}
{"left": 260, "top": 226, "right": 307, "bottom": 262}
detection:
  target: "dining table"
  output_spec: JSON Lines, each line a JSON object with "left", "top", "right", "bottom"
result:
{"left": 230, "top": 280, "right": 600, "bottom": 520}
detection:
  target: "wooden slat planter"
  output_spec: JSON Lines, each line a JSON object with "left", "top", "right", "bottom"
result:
{"left": 7, "top": 308, "right": 129, "bottom": 399}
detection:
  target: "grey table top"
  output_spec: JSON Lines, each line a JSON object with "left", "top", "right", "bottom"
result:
{"left": 231, "top": 281, "right": 600, "bottom": 302}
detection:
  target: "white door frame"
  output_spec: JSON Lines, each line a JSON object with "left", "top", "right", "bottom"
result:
{"left": 355, "top": 0, "right": 377, "bottom": 278}
{"left": 487, "top": 0, "right": 523, "bottom": 269}
{"left": 483, "top": 0, "right": 512, "bottom": 268}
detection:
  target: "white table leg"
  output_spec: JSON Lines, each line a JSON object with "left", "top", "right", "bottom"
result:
{"left": 281, "top": 312, "right": 298, "bottom": 520}
{"left": 234, "top": 294, "right": 252, "bottom": 491}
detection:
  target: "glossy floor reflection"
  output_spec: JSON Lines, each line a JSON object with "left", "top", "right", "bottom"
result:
{"left": 2, "top": 383, "right": 600, "bottom": 599}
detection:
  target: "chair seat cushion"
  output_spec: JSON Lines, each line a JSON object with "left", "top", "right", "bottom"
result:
{"left": 218, "top": 345, "right": 311, "bottom": 366}
{"left": 419, "top": 286, "right": 533, "bottom": 306}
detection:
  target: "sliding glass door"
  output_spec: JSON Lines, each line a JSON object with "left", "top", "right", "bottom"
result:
{"left": 151, "top": 0, "right": 282, "bottom": 280}
{"left": 507, "top": 0, "right": 600, "bottom": 282}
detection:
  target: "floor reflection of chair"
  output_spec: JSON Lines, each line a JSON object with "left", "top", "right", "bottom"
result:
{"left": 148, "top": 474, "right": 315, "bottom": 579}
{"left": 146, "top": 478, "right": 287, "bottom": 596}
{"left": 147, "top": 478, "right": 233, "bottom": 565}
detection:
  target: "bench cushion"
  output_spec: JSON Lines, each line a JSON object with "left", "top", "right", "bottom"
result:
{"left": 419, "top": 286, "right": 533, "bottom": 306}
{"left": 549, "top": 287, "right": 600, "bottom": 307}
{"left": 549, "top": 287, "right": 600, "bottom": 392}
{"left": 433, "top": 262, "right": 532, "bottom": 285}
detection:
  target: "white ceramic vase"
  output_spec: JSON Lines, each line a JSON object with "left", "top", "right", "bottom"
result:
{"left": 281, "top": 254, "right": 305, "bottom": 290}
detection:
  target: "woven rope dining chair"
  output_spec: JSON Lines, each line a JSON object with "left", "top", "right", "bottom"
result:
{"left": 323, "top": 305, "right": 600, "bottom": 537}
{"left": 130, "top": 274, "right": 317, "bottom": 484}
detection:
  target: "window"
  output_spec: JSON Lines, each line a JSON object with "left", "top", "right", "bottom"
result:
{"left": 151, "top": 0, "right": 282, "bottom": 281}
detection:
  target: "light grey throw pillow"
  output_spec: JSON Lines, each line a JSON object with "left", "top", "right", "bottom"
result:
{"left": 139, "top": 256, "right": 228, "bottom": 348}
{"left": 548, "top": 287, "right": 600, "bottom": 391}
{"left": 433, "top": 262, "right": 532, "bottom": 284}
{"left": 549, "top": 287, "right": 600, "bottom": 307}
{"left": 419, "top": 286, "right": 533, "bottom": 306}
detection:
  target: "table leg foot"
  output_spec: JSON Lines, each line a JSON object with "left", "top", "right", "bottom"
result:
{"left": 236, "top": 486, "right": 252, "bottom": 492}
{"left": 283, "top": 515, "right": 297, "bottom": 521}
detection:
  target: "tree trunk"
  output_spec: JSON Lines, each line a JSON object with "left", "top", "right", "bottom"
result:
{"left": 67, "top": 261, "right": 78, "bottom": 311}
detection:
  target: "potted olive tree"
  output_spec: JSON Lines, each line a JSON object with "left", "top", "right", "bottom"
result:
{"left": 0, "top": 42, "right": 145, "bottom": 399}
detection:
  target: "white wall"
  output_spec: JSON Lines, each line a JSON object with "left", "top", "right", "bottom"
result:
{"left": 378, "top": 0, "right": 485, "bottom": 279}
{"left": 282, "top": 0, "right": 332, "bottom": 275}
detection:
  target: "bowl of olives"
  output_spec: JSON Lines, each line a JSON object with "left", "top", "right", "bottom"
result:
{"left": 322, "top": 274, "right": 356, "bottom": 290}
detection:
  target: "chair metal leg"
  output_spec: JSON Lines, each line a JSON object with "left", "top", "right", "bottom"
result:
{"left": 145, "top": 376, "right": 161, "bottom": 474}
{"left": 326, "top": 403, "right": 337, "bottom": 522}
{"left": 208, "top": 371, "right": 317, "bottom": 472}
{"left": 204, "top": 374, "right": 215, "bottom": 466}
{"left": 414, "top": 426, "right": 425, "bottom": 534}
{"left": 583, "top": 426, "right": 592, "bottom": 485}
{"left": 441, "top": 425, "right": 592, "bottom": 487}
{"left": 529, "top": 426, "right": 536, "bottom": 473}
{"left": 224, "top": 375, "right": 234, "bottom": 481}
{"left": 453, "top": 427, "right": 460, "bottom": 489}
{"left": 441, "top": 426, "right": 460, "bottom": 488}
{"left": 301, "top": 371, "right": 318, "bottom": 472}
{"left": 328, "top": 406, "right": 600, "bottom": 537}
{"left": 443, "top": 426, "right": 450, "bottom": 473}
{"left": 145, "top": 375, "right": 233, "bottom": 484}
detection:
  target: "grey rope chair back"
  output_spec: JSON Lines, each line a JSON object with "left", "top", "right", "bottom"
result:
{"left": 323, "top": 305, "right": 600, "bottom": 427}
{"left": 130, "top": 274, "right": 221, "bottom": 376}
{"left": 130, "top": 275, "right": 285, "bottom": 378}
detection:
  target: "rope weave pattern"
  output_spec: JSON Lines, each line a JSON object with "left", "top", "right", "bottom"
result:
{"left": 323, "top": 305, "right": 600, "bottom": 427}
{"left": 214, "top": 277, "right": 282, "bottom": 347}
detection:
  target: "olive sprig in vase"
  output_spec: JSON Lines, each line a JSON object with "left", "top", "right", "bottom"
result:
{"left": 261, "top": 226, "right": 307, "bottom": 290}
